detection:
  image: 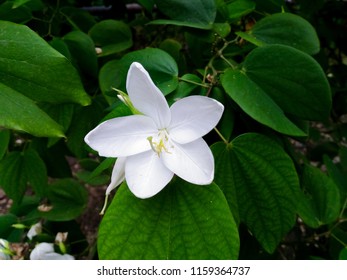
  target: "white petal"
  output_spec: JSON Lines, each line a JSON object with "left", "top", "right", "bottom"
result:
{"left": 162, "top": 138, "right": 214, "bottom": 185}
{"left": 168, "top": 96, "right": 224, "bottom": 144}
{"left": 125, "top": 151, "right": 174, "bottom": 199}
{"left": 126, "top": 62, "right": 171, "bottom": 129}
{"left": 105, "top": 157, "right": 126, "bottom": 195}
{"left": 30, "top": 243, "right": 75, "bottom": 260}
{"left": 84, "top": 115, "right": 156, "bottom": 157}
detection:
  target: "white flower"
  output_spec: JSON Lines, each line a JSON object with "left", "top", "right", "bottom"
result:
{"left": 85, "top": 62, "right": 224, "bottom": 199}
{"left": 27, "top": 222, "right": 42, "bottom": 240}
{"left": 30, "top": 243, "right": 74, "bottom": 260}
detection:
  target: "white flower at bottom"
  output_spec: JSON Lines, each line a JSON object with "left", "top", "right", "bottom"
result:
{"left": 0, "top": 239, "right": 11, "bottom": 260}
{"left": 30, "top": 243, "right": 74, "bottom": 260}
{"left": 85, "top": 62, "right": 224, "bottom": 199}
{"left": 27, "top": 222, "right": 42, "bottom": 240}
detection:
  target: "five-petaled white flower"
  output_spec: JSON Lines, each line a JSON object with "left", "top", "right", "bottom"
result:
{"left": 85, "top": 62, "right": 224, "bottom": 199}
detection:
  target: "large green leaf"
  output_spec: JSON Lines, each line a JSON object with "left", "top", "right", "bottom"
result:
{"left": 221, "top": 69, "right": 305, "bottom": 136}
{"left": 89, "top": 20, "right": 133, "bottom": 57}
{"left": 0, "top": 83, "right": 65, "bottom": 137}
{"left": 0, "top": 149, "right": 48, "bottom": 202}
{"left": 297, "top": 164, "right": 341, "bottom": 228}
{"left": 243, "top": 45, "right": 331, "bottom": 120}
{"left": 98, "top": 179, "right": 239, "bottom": 260}
{"left": 151, "top": 0, "right": 216, "bottom": 29}
{"left": 0, "top": 20, "right": 90, "bottom": 105}
{"left": 212, "top": 133, "right": 300, "bottom": 253}
{"left": 237, "top": 12, "right": 320, "bottom": 54}
{"left": 99, "top": 48, "right": 179, "bottom": 104}
{"left": 221, "top": 45, "right": 331, "bottom": 135}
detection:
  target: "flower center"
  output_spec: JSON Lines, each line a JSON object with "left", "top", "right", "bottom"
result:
{"left": 147, "top": 129, "right": 172, "bottom": 157}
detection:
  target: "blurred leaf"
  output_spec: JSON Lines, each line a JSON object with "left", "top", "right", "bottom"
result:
{"left": 60, "top": 6, "right": 97, "bottom": 33}
{"left": 0, "top": 130, "right": 10, "bottom": 160}
{"left": 0, "top": 149, "right": 47, "bottom": 202}
{"left": 0, "top": 20, "right": 91, "bottom": 105}
{"left": 0, "top": 1, "right": 31, "bottom": 23}
{"left": 12, "top": 0, "right": 31, "bottom": 8}
{"left": 237, "top": 12, "right": 320, "bottom": 54}
{"left": 225, "top": 0, "right": 255, "bottom": 20}
{"left": 212, "top": 133, "right": 301, "bottom": 253}
{"left": 89, "top": 20, "right": 133, "bottom": 57}
{"left": 339, "top": 248, "right": 347, "bottom": 260}
{"left": 151, "top": 0, "right": 216, "bottom": 29}
{"left": 0, "top": 214, "right": 20, "bottom": 241}
{"left": 98, "top": 179, "right": 239, "bottom": 259}
{"left": 63, "top": 31, "right": 98, "bottom": 78}
{"left": 37, "top": 179, "right": 88, "bottom": 221}
{"left": 297, "top": 164, "right": 340, "bottom": 228}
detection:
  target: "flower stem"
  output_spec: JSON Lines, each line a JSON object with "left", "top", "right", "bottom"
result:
{"left": 214, "top": 127, "right": 228, "bottom": 144}
{"left": 178, "top": 77, "right": 210, "bottom": 88}
{"left": 99, "top": 195, "right": 109, "bottom": 215}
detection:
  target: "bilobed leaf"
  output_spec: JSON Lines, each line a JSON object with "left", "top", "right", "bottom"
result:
{"left": 221, "top": 69, "right": 305, "bottom": 136}
{"left": 0, "top": 83, "right": 65, "bottom": 137}
{"left": 151, "top": 0, "right": 216, "bottom": 29}
{"left": 243, "top": 45, "right": 331, "bottom": 120}
{"left": 89, "top": 20, "right": 133, "bottom": 57}
{"left": 37, "top": 179, "right": 88, "bottom": 221}
{"left": 23, "top": 149, "right": 48, "bottom": 198}
{"left": 211, "top": 142, "right": 239, "bottom": 224}
{"left": 213, "top": 133, "right": 300, "bottom": 253}
{"left": 237, "top": 13, "right": 320, "bottom": 54}
{"left": 297, "top": 164, "right": 340, "bottom": 228}
{"left": 0, "top": 20, "right": 91, "bottom": 105}
{"left": 0, "top": 152, "right": 26, "bottom": 202}
{"left": 0, "top": 149, "right": 48, "bottom": 202}
{"left": 63, "top": 31, "right": 98, "bottom": 78}
{"left": 221, "top": 45, "right": 331, "bottom": 135}
{"left": 98, "top": 179, "right": 239, "bottom": 260}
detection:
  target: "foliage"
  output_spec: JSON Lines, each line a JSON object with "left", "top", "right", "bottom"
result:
{"left": 0, "top": 0, "right": 346, "bottom": 260}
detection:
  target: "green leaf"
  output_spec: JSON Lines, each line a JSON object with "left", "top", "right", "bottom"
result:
{"left": 63, "top": 31, "right": 98, "bottom": 78}
{"left": 215, "top": 133, "right": 300, "bottom": 253}
{"left": 339, "top": 248, "right": 347, "bottom": 260}
{"left": 99, "top": 48, "right": 179, "bottom": 101}
{"left": 0, "top": 214, "right": 19, "bottom": 240}
{"left": 0, "top": 2, "right": 32, "bottom": 23}
{"left": 225, "top": 0, "right": 255, "bottom": 20}
{"left": 243, "top": 45, "right": 331, "bottom": 120}
{"left": 0, "top": 149, "right": 48, "bottom": 202}
{"left": 59, "top": 7, "right": 97, "bottom": 33}
{"left": 12, "top": 0, "right": 31, "bottom": 8}
{"left": 0, "top": 152, "right": 26, "bottom": 202}
{"left": 237, "top": 13, "right": 320, "bottom": 55}
{"left": 0, "top": 130, "right": 10, "bottom": 160}
{"left": 0, "top": 20, "right": 91, "bottom": 105}
{"left": 221, "top": 45, "right": 331, "bottom": 135}
{"left": 89, "top": 20, "right": 133, "bottom": 57}
{"left": 151, "top": 0, "right": 216, "bottom": 29}
{"left": 211, "top": 142, "right": 239, "bottom": 225}
{"left": 37, "top": 179, "right": 88, "bottom": 221}
{"left": 221, "top": 69, "right": 305, "bottom": 136}
{"left": 22, "top": 148, "right": 47, "bottom": 198}
{"left": 98, "top": 179, "right": 239, "bottom": 259}
{"left": 297, "top": 164, "right": 340, "bottom": 228}
{"left": 0, "top": 83, "right": 65, "bottom": 137}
